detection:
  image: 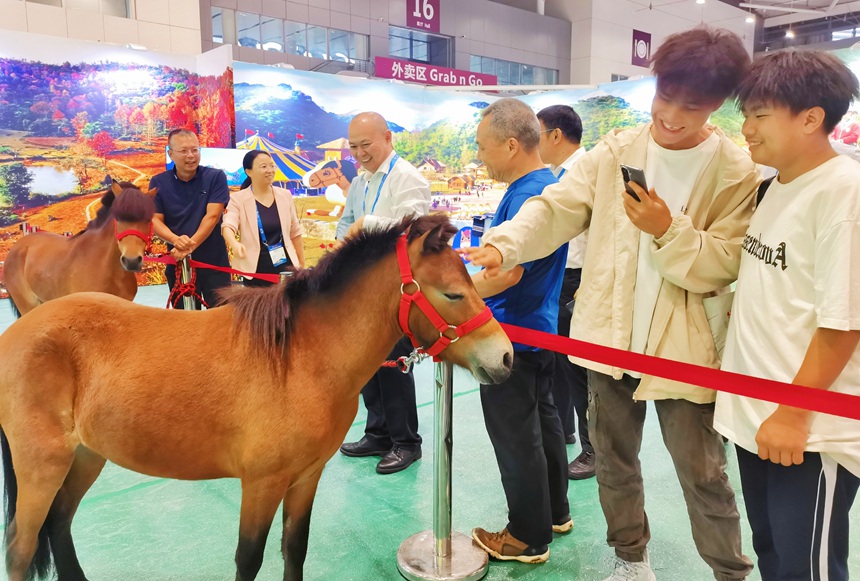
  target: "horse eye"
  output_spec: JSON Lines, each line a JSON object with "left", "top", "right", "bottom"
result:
{"left": 443, "top": 293, "right": 465, "bottom": 301}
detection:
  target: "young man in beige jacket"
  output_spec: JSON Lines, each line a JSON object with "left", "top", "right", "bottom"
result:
{"left": 462, "top": 27, "right": 759, "bottom": 581}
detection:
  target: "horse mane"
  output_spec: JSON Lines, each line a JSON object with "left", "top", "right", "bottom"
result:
{"left": 222, "top": 214, "right": 457, "bottom": 358}
{"left": 74, "top": 181, "right": 152, "bottom": 236}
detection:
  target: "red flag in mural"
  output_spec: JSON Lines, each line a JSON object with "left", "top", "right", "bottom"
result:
{"left": 295, "top": 133, "right": 304, "bottom": 139}
{"left": 245, "top": 129, "right": 254, "bottom": 135}
{"left": 267, "top": 132, "right": 275, "bottom": 138}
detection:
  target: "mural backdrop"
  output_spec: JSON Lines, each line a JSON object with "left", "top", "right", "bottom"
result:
{"left": 4, "top": 31, "right": 860, "bottom": 299}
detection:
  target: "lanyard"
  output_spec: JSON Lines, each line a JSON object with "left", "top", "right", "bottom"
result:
{"left": 556, "top": 167, "right": 567, "bottom": 178}
{"left": 362, "top": 154, "right": 399, "bottom": 215}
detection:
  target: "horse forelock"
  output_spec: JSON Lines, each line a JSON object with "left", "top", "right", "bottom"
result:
{"left": 222, "top": 214, "right": 455, "bottom": 358}
{"left": 80, "top": 181, "right": 140, "bottom": 233}
{"left": 112, "top": 187, "right": 155, "bottom": 224}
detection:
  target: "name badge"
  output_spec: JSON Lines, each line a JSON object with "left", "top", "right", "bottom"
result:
{"left": 268, "top": 242, "right": 288, "bottom": 267}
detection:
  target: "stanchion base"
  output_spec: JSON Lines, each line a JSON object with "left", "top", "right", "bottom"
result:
{"left": 397, "top": 530, "right": 489, "bottom": 581}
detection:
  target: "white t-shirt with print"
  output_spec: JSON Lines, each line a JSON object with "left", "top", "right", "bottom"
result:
{"left": 714, "top": 155, "right": 860, "bottom": 477}
{"left": 628, "top": 132, "right": 720, "bottom": 367}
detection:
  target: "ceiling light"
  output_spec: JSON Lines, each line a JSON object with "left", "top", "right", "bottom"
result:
{"left": 696, "top": 0, "right": 705, "bottom": 4}
{"left": 125, "top": 43, "right": 147, "bottom": 51}
{"left": 785, "top": 29, "right": 795, "bottom": 38}
{"left": 746, "top": 15, "right": 755, "bottom": 23}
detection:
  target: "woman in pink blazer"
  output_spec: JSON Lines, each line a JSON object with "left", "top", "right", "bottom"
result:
{"left": 222, "top": 150, "right": 305, "bottom": 286}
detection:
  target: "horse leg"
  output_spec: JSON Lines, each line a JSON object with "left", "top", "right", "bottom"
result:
{"left": 234, "top": 477, "right": 287, "bottom": 581}
{"left": 5, "top": 445, "right": 74, "bottom": 581}
{"left": 281, "top": 470, "right": 322, "bottom": 581}
{"left": 45, "top": 447, "right": 106, "bottom": 581}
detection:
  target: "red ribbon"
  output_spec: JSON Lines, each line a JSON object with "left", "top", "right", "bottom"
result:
{"left": 501, "top": 324, "right": 860, "bottom": 422}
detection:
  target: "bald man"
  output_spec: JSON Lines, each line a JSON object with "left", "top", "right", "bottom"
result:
{"left": 336, "top": 111, "right": 431, "bottom": 474}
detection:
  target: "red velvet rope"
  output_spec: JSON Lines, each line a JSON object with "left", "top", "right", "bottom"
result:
{"left": 144, "top": 254, "right": 860, "bottom": 420}
{"left": 501, "top": 323, "right": 860, "bottom": 422}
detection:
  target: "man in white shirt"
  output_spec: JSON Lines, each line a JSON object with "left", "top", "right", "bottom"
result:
{"left": 536, "top": 104, "right": 595, "bottom": 481}
{"left": 337, "top": 112, "right": 431, "bottom": 474}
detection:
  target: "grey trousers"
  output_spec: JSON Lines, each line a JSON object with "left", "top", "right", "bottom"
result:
{"left": 587, "top": 371, "right": 753, "bottom": 581}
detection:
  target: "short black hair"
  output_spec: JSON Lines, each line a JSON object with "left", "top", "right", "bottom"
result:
{"left": 651, "top": 26, "right": 750, "bottom": 103}
{"left": 536, "top": 105, "right": 583, "bottom": 144}
{"left": 736, "top": 48, "right": 859, "bottom": 134}
{"left": 167, "top": 128, "right": 196, "bottom": 147}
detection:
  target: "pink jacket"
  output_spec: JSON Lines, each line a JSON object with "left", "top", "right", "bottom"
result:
{"left": 221, "top": 186, "right": 303, "bottom": 273}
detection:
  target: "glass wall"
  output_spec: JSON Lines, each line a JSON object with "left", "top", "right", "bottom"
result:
{"left": 213, "top": 7, "right": 369, "bottom": 64}
{"left": 389, "top": 26, "right": 451, "bottom": 67}
{"left": 469, "top": 55, "right": 558, "bottom": 86}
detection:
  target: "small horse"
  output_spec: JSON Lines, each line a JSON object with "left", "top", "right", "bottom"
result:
{"left": 0, "top": 214, "right": 513, "bottom": 581}
{"left": 3, "top": 180, "right": 156, "bottom": 316}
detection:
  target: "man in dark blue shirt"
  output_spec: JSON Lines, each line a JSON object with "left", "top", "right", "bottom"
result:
{"left": 468, "top": 98, "right": 570, "bottom": 565}
{"left": 149, "top": 129, "right": 230, "bottom": 307}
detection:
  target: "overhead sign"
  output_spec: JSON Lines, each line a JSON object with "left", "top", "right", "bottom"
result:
{"left": 406, "top": 0, "right": 440, "bottom": 33}
{"left": 375, "top": 56, "right": 497, "bottom": 87}
{"left": 632, "top": 30, "right": 651, "bottom": 67}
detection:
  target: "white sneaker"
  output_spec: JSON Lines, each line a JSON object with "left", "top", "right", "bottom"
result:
{"left": 602, "top": 550, "right": 657, "bottom": 581}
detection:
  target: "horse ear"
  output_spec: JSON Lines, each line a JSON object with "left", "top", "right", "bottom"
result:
{"left": 421, "top": 223, "right": 445, "bottom": 253}
{"left": 111, "top": 180, "right": 123, "bottom": 196}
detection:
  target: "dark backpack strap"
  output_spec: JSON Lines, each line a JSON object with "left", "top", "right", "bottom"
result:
{"left": 757, "top": 176, "right": 775, "bottom": 206}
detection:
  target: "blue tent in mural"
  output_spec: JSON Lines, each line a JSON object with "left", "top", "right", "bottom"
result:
{"left": 236, "top": 133, "right": 316, "bottom": 181}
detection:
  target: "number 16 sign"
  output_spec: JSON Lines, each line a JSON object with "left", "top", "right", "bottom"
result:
{"left": 407, "top": 0, "right": 440, "bottom": 34}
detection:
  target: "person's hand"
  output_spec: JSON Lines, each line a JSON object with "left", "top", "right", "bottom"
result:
{"left": 173, "top": 234, "right": 194, "bottom": 251}
{"left": 230, "top": 241, "right": 246, "bottom": 259}
{"left": 755, "top": 406, "right": 811, "bottom": 466}
{"left": 170, "top": 247, "right": 192, "bottom": 261}
{"left": 458, "top": 244, "right": 504, "bottom": 277}
{"left": 623, "top": 182, "right": 673, "bottom": 238}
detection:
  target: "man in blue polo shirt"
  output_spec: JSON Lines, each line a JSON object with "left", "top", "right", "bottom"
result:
{"left": 149, "top": 128, "right": 231, "bottom": 307}
{"left": 467, "top": 98, "right": 570, "bottom": 565}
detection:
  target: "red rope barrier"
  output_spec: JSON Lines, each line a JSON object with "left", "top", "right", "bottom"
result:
{"left": 501, "top": 324, "right": 860, "bottom": 422}
{"left": 143, "top": 254, "right": 860, "bottom": 420}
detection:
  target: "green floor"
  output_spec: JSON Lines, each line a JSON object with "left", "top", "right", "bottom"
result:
{"left": 0, "top": 286, "right": 857, "bottom": 580}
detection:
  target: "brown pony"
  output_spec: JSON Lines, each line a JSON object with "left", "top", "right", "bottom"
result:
{"left": 0, "top": 214, "right": 513, "bottom": 581}
{"left": 3, "top": 180, "right": 156, "bottom": 316}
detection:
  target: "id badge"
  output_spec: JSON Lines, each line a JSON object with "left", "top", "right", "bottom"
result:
{"left": 268, "top": 242, "right": 288, "bottom": 267}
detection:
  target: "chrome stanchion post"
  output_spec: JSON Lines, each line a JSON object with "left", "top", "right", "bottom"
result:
{"left": 179, "top": 256, "right": 199, "bottom": 310}
{"left": 396, "top": 361, "right": 489, "bottom": 581}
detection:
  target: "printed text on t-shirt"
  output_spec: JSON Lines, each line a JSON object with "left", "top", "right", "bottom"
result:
{"left": 742, "top": 233, "right": 787, "bottom": 270}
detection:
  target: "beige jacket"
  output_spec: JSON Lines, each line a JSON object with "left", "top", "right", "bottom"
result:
{"left": 483, "top": 123, "right": 759, "bottom": 403}
{"left": 222, "top": 186, "right": 303, "bottom": 273}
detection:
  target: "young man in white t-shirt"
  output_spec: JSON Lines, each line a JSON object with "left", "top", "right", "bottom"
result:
{"left": 714, "top": 49, "right": 860, "bottom": 581}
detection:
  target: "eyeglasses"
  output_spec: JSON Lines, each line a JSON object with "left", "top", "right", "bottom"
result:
{"left": 170, "top": 148, "right": 200, "bottom": 156}
{"left": 540, "top": 128, "right": 558, "bottom": 134}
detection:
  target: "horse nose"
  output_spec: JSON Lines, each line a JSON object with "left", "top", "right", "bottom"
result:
{"left": 121, "top": 255, "right": 143, "bottom": 272}
{"left": 503, "top": 350, "right": 513, "bottom": 372}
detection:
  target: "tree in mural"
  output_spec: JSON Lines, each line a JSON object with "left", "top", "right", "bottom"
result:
{"left": 0, "top": 163, "right": 34, "bottom": 209}
{"left": 710, "top": 99, "right": 745, "bottom": 147}
{"left": 576, "top": 95, "right": 652, "bottom": 150}
{"left": 87, "top": 131, "right": 116, "bottom": 162}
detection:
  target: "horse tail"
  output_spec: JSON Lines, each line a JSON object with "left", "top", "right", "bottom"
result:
{"left": 1, "top": 427, "right": 54, "bottom": 580}
{"left": 9, "top": 297, "right": 21, "bottom": 319}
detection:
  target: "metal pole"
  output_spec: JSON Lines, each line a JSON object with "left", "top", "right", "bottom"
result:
{"left": 179, "top": 256, "right": 199, "bottom": 310}
{"left": 396, "top": 361, "right": 488, "bottom": 581}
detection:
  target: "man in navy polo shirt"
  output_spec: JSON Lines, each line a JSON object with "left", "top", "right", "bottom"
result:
{"left": 150, "top": 129, "right": 231, "bottom": 307}
{"left": 467, "top": 98, "right": 570, "bottom": 565}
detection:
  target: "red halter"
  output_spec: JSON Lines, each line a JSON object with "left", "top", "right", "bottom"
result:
{"left": 395, "top": 234, "right": 493, "bottom": 359}
{"left": 115, "top": 221, "right": 153, "bottom": 251}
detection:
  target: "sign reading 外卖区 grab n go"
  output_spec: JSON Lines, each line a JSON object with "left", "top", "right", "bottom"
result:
{"left": 375, "top": 57, "right": 498, "bottom": 87}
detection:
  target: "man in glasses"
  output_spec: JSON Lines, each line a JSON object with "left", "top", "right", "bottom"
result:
{"left": 150, "top": 128, "right": 231, "bottom": 307}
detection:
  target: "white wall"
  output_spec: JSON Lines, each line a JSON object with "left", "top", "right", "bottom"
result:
{"left": 0, "top": 0, "right": 203, "bottom": 56}
{"left": 551, "top": 0, "right": 755, "bottom": 85}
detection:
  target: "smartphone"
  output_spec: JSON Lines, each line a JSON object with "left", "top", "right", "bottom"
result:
{"left": 620, "top": 165, "right": 647, "bottom": 202}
